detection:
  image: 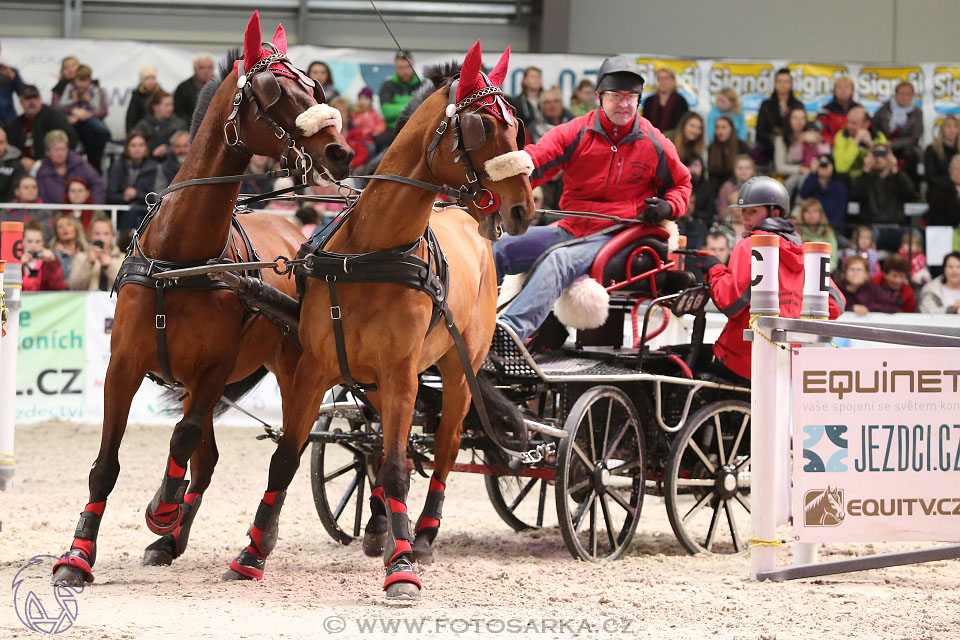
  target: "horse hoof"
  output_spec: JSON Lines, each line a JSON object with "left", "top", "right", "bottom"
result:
{"left": 411, "top": 537, "right": 435, "bottom": 565}
{"left": 141, "top": 548, "right": 174, "bottom": 566}
{"left": 362, "top": 529, "right": 387, "bottom": 557}
{"left": 384, "top": 581, "right": 421, "bottom": 604}
{"left": 52, "top": 565, "right": 89, "bottom": 588}
{"left": 220, "top": 568, "right": 254, "bottom": 582}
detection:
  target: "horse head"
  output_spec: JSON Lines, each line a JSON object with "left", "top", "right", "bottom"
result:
{"left": 824, "top": 485, "right": 845, "bottom": 522}
{"left": 421, "top": 41, "right": 535, "bottom": 241}
{"left": 223, "top": 11, "right": 353, "bottom": 182}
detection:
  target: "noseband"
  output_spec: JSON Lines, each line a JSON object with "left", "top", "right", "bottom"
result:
{"left": 223, "top": 46, "right": 322, "bottom": 175}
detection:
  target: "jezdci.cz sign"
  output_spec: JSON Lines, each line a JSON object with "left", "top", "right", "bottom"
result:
{"left": 792, "top": 348, "right": 960, "bottom": 543}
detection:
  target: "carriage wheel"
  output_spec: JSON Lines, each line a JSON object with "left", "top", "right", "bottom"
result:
{"left": 310, "top": 388, "right": 380, "bottom": 546}
{"left": 555, "top": 386, "right": 645, "bottom": 562}
{"left": 664, "top": 399, "right": 751, "bottom": 555}
{"left": 483, "top": 451, "right": 554, "bottom": 532}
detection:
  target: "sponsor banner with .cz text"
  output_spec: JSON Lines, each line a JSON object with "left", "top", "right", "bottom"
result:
{"left": 793, "top": 347, "right": 960, "bottom": 543}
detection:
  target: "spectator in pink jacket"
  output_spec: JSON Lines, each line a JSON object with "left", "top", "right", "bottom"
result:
{"left": 350, "top": 87, "right": 386, "bottom": 152}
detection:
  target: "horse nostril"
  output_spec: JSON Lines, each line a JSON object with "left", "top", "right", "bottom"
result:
{"left": 510, "top": 205, "right": 527, "bottom": 226}
{"left": 324, "top": 143, "right": 353, "bottom": 165}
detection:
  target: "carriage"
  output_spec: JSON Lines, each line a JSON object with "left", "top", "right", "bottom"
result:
{"left": 298, "top": 222, "right": 753, "bottom": 562}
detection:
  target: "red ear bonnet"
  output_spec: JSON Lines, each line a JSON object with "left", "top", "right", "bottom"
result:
{"left": 454, "top": 41, "right": 513, "bottom": 122}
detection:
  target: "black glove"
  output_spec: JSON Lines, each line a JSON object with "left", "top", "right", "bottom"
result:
{"left": 690, "top": 254, "right": 722, "bottom": 280}
{"left": 640, "top": 197, "right": 673, "bottom": 224}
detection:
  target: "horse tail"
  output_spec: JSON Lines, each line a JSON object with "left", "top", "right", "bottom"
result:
{"left": 157, "top": 366, "right": 271, "bottom": 417}
{"left": 214, "top": 366, "right": 270, "bottom": 417}
{"left": 463, "top": 371, "right": 528, "bottom": 450}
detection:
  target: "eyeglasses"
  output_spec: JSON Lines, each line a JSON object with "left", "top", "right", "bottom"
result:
{"left": 601, "top": 91, "right": 640, "bottom": 104}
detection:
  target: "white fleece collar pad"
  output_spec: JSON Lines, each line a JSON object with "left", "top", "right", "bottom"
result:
{"left": 484, "top": 150, "right": 534, "bottom": 181}
{"left": 295, "top": 104, "right": 342, "bottom": 136}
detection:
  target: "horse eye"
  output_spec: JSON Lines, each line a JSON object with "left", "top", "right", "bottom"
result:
{"left": 482, "top": 119, "right": 493, "bottom": 138}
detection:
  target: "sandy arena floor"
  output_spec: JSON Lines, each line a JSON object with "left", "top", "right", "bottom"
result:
{"left": 0, "top": 421, "right": 957, "bottom": 640}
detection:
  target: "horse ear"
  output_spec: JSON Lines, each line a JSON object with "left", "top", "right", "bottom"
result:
{"left": 487, "top": 45, "right": 510, "bottom": 87}
{"left": 457, "top": 40, "right": 483, "bottom": 103}
{"left": 271, "top": 23, "right": 288, "bottom": 55}
{"left": 243, "top": 10, "right": 263, "bottom": 70}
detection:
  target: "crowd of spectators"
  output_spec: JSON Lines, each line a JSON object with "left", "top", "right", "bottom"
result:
{"left": 1, "top": 41, "right": 959, "bottom": 314}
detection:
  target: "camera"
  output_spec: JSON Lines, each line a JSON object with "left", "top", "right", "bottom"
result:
{"left": 92, "top": 240, "right": 105, "bottom": 249}
{"left": 818, "top": 158, "right": 829, "bottom": 168}
{"left": 871, "top": 148, "right": 889, "bottom": 157}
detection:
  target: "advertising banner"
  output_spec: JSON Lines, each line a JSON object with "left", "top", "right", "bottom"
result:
{"left": 856, "top": 64, "right": 924, "bottom": 113}
{"left": 15, "top": 292, "right": 86, "bottom": 422}
{"left": 792, "top": 347, "right": 960, "bottom": 543}
{"left": 635, "top": 57, "right": 700, "bottom": 109}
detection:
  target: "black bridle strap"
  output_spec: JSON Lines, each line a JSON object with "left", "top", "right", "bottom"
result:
{"left": 148, "top": 168, "right": 305, "bottom": 206}
{"left": 351, "top": 174, "right": 468, "bottom": 202}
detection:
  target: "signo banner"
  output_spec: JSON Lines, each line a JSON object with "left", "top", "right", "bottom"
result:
{"left": 792, "top": 347, "right": 960, "bottom": 543}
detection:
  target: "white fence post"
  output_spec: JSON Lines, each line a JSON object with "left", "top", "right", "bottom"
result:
{"left": 749, "top": 234, "right": 781, "bottom": 580}
{"left": 0, "top": 222, "right": 23, "bottom": 490}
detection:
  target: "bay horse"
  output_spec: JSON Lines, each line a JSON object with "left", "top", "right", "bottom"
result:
{"left": 53, "top": 12, "right": 354, "bottom": 586}
{"left": 221, "top": 41, "right": 535, "bottom": 601}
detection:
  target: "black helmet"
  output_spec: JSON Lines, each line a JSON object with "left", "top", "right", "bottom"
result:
{"left": 596, "top": 56, "right": 645, "bottom": 94}
{"left": 728, "top": 176, "right": 790, "bottom": 217}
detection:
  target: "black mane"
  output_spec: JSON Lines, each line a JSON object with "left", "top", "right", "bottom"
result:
{"left": 190, "top": 49, "right": 241, "bottom": 140}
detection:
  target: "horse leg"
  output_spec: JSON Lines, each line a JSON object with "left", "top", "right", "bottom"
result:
{"left": 360, "top": 389, "right": 389, "bottom": 558}
{"left": 375, "top": 370, "right": 423, "bottom": 602}
{"left": 142, "top": 409, "right": 218, "bottom": 566}
{"left": 411, "top": 354, "right": 470, "bottom": 565}
{"left": 52, "top": 353, "right": 144, "bottom": 586}
{"left": 221, "top": 357, "right": 334, "bottom": 582}
{"left": 144, "top": 370, "right": 228, "bottom": 535}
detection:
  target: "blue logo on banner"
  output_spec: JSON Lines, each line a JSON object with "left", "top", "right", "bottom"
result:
{"left": 802, "top": 424, "right": 848, "bottom": 472}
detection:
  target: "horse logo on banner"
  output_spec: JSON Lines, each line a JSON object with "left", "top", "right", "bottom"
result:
{"left": 804, "top": 487, "right": 846, "bottom": 527}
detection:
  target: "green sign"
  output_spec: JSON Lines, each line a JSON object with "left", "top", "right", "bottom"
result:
{"left": 16, "top": 292, "right": 87, "bottom": 422}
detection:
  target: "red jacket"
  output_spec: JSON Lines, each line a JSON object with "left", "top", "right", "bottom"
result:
{"left": 525, "top": 108, "right": 691, "bottom": 238}
{"left": 707, "top": 219, "right": 844, "bottom": 379}
{"left": 871, "top": 271, "right": 916, "bottom": 312}
{"left": 22, "top": 257, "right": 66, "bottom": 292}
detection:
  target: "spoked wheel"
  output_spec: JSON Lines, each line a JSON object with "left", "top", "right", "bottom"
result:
{"left": 555, "top": 386, "right": 645, "bottom": 562}
{"left": 484, "top": 449, "right": 556, "bottom": 531}
{"left": 310, "top": 388, "right": 381, "bottom": 545}
{"left": 665, "top": 399, "right": 751, "bottom": 555}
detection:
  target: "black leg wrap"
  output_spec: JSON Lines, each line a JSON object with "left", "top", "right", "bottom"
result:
{"left": 171, "top": 494, "right": 202, "bottom": 556}
{"left": 158, "top": 476, "right": 189, "bottom": 506}
{"left": 249, "top": 491, "right": 286, "bottom": 557}
{"left": 74, "top": 510, "right": 103, "bottom": 546}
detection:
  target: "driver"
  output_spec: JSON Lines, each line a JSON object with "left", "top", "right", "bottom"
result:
{"left": 691, "top": 177, "right": 844, "bottom": 382}
{"left": 493, "top": 56, "right": 691, "bottom": 340}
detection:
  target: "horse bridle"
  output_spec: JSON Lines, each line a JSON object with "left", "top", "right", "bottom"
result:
{"left": 423, "top": 75, "right": 525, "bottom": 212}
{"left": 224, "top": 44, "right": 324, "bottom": 175}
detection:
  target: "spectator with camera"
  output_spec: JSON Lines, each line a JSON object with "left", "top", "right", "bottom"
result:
{"left": 0, "top": 126, "right": 24, "bottom": 201}
{"left": 125, "top": 66, "right": 160, "bottom": 134}
{"left": 51, "top": 213, "right": 87, "bottom": 280}
{"left": 52, "top": 64, "right": 111, "bottom": 173}
{"left": 107, "top": 131, "right": 157, "bottom": 229}
{"left": 872, "top": 81, "right": 923, "bottom": 189}
{"left": 873, "top": 254, "right": 916, "bottom": 313}
{"left": 380, "top": 51, "right": 421, "bottom": 130}
{"left": 133, "top": 89, "right": 186, "bottom": 161}
{"left": 36, "top": 129, "right": 106, "bottom": 205}
{"left": 919, "top": 251, "right": 960, "bottom": 314}
{"left": 155, "top": 129, "right": 190, "bottom": 191}
{"left": 833, "top": 106, "right": 886, "bottom": 185}
{"left": 0, "top": 41, "right": 25, "bottom": 124}
{"left": 642, "top": 68, "right": 689, "bottom": 134}
{"left": 22, "top": 218, "right": 65, "bottom": 291}
{"left": 6, "top": 85, "right": 78, "bottom": 173}
{"left": 67, "top": 213, "right": 122, "bottom": 291}
{"left": 851, "top": 142, "right": 914, "bottom": 250}
{"left": 799, "top": 154, "right": 848, "bottom": 232}
{"left": 173, "top": 53, "right": 215, "bottom": 124}
{"left": 816, "top": 76, "right": 859, "bottom": 145}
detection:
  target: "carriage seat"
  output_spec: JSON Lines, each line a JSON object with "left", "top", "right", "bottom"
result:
{"left": 589, "top": 225, "right": 696, "bottom": 298}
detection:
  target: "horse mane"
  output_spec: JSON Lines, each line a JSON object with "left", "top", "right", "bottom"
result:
{"left": 190, "top": 49, "right": 241, "bottom": 141}
{"left": 804, "top": 490, "right": 826, "bottom": 514}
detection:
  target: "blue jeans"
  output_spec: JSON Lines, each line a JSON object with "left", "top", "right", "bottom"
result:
{"left": 493, "top": 226, "right": 610, "bottom": 339}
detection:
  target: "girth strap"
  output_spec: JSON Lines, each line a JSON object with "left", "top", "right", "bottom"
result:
{"left": 155, "top": 285, "right": 175, "bottom": 385}
{"left": 326, "top": 276, "right": 376, "bottom": 394}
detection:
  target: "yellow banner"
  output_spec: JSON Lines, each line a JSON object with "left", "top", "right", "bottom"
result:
{"left": 857, "top": 66, "right": 923, "bottom": 109}
{"left": 634, "top": 57, "right": 700, "bottom": 107}
{"left": 707, "top": 62, "right": 775, "bottom": 110}
{"left": 932, "top": 66, "right": 960, "bottom": 114}
{"left": 787, "top": 63, "right": 850, "bottom": 110}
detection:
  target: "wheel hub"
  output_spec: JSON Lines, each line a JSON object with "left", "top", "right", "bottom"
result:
{"left": 714, "top": 465, "right": 739, "bottom": 499}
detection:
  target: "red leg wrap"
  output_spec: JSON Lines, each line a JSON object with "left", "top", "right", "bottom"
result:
{"left": 228, "top": 557, "right": 264, "bottom": 580}
{"left": 383, "top": 570, "right": 422, "bottom": 590}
